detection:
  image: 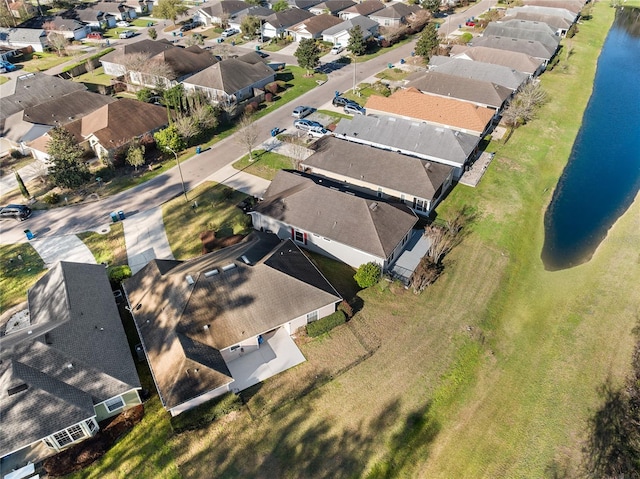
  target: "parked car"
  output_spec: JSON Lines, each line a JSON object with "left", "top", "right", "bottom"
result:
{"left": 465, "top": 20, "right": 475, "bottom": 26}
{"left": 344, "top": 103, "right": 366, "bottom": 115}
{"left": 330, "top": 43, "right": 344, "bottom": 55}
{"left": 256, "top": 51, "right": 269, "bottom": 58}
{"left": 332, "top": 96, "right": 358, "bottom": 108}
{"left": 292, "top": 106, "right": 313, "bottom": 118}
{"left": 308, "top": 127, "right": 330, "bottom": 138}
{"left": 180, "top": 23, "right": 195, "bottom": 32}
{"left": 119, "top": 30, "right": 135, "bottom": 39}
{"left": 221, "top": 28, "right": 238, "bottom": 38}
{"left": 294, "top": 119, "right": 324, "bottom": 131}
{"left": 116, "top": 21, "right": 130, "bottom": 27}
{"left": 0, "top": 60, "right": 17, "bottom": 73}
{"left": 0, "top": 204, "right": 32, "bottom": 221}
{"left": 87, "top": 32, "right": 103, "bottom": 40}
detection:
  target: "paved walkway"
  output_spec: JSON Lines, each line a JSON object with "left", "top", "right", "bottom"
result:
{"left": 29, "top": 235, "right": 97, "bottom": 267}
{"left": 123, "top": 207, "right": 174, "bottom": 274}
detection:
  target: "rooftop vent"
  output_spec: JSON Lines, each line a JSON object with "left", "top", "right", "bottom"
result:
{"left": 186, "top": 275, "right": 195, "bottom": 285}
{"left": 222, "top": 263, "right": 236, "bottom": 272}
{"left": 204, "top": 269, "right": 219, "bottom": 277}
{"left": 241, "top": 255, "right": 251, "bottom": 264}
{"left": 369, "top": 202, "right": 378, "bottom": 211}
{"left": 7, "top": 384, "right": 28, "bottom": 396}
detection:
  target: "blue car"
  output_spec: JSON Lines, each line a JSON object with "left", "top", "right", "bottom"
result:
{"left": 0, "top": 61, "right": 16, "bottom": 73}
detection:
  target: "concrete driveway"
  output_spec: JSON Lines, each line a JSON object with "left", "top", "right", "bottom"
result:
{"left": 29, "top": 235, "right": 97, "bottom": 267}
{"left": 123, "top": 207, "right": 174, "bottom": 274}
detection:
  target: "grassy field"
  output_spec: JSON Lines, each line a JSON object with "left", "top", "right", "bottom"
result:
{"left": 27, "top": 4, "right": 640, "bottom": 478}
{"left": 162, "top": 181, "right": 253, "bottom": 259}
{"left": 0, "top": 243, "right": 46, "bottom": 311}
{"left": 232, "top": 149, "right": 296, "bottom": 180}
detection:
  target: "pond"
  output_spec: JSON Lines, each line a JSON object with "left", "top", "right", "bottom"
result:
{"left": 541, "top": 7, "right": 640, "bottom": 271}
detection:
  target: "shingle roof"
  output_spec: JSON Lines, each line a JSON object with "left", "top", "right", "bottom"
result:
{"left": 124, "top": 233, "right": 340, "bottom": 410}
{"left": 18, "top": 14, "right": 86, "bottom": 31}
{"left": 369, "top": 2, "right": 420, "bottom": 19}
{"left": 100, "top": 38, "right": 175, "bottom": 64}
{"left": 503, "top": 11, "right": 573, "bottom": 31}
{"left": 342, "top": 0, "right": 385, "bottom": 16}
{"left": 510, "top": 5, "right": 577, "bottom": 22}
{"left": 288, "top": 0, "right": 323, "bottom": 7}
{"left": 523, "top": 0, "right": 584, "bottom": 14}
{"left": 365, "top": 88, "right": 495, "bottom": 135}
{"left": 483, "top": 22, "right": 560, "bottom": 54}
{"left": 0, "top": 262, "right": 140, "bottom": 457}
{"left": 182, "top": 56, "right": 274, "bottom": 94}
{"left": 333, "top": 114, "right": 479, "bottom": 169}
{"left": 74, "top": 8, "right": 116, "bottom": 22}
{"left": 470, "top": 34, "right": 555, "bottom": 60}
{"left": 310, "top": 0, "right": 356, "bottom": 13}
{"left": 302, "top": 136, "right": 453, "bottom": 201}
{"left": 151, "top": 46, "right": 218, "bottom": 79}
{"left": 0, "top": 27, "right": 46, "bottom": 44}
{"left": 428, "top": 56, "right": 530, "bottom": 90}
{"left": 291, "top": 13, "right": 343, "bottom": 34}
{"left": 405, "top": 71, "right": 512, "bottom": 109}
{"left": 265, "top": 8, "right": 314, "bottom": 28}
{"left": 200, "top": 0, "right": 251, "bottom": 17}
{"left": 322, "top": 14, "right": 378, "bottom": 36}
{"left": 449, "top": 45, "right": 544, "bottom": 75}
{"left": 257, "top": 171, "right": 417, "bottom": 258}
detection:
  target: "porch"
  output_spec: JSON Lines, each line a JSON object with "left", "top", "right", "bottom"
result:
{"left": 226, "top": 327, "right": 306, "bottom": 393}
{"left": 388, "top": 229, "right": 431, "bottom": 285}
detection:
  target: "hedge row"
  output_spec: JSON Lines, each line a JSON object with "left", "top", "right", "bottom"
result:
{"left": 306, "top": 310, "right": 346, "bottom": 337}
{"left": 170, "top": 392, "right": 243, "bottom": 434}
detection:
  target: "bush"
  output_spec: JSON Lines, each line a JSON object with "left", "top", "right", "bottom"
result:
{"left": 108, "top": 265, "right": 131, "bottom": 285}
{"left": 306, "top": 310, "right": 346, "bottom": 337}
{"left": 10, "top": 150, "right": 27, "bottom": 159}
{"left": 337, "top": 300, "right": 353, "bottom": 319}
{"left": 42, "top": 192, "right": 60, "bottom": 204}
{"left": 354, "top": 262, "right": 381, "bottom": 288}
{"left": 170, "top": 392, "right": 243, "bottom": 434}
{"left": 265, "top": 82, "right": 279, "bottom": 95}
{"left": 265, "top": 92, "right": 273, "bottom": 102}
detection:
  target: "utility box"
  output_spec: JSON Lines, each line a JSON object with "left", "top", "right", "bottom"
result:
{"left": 23, "top": 229, "right": 34, "bottom": 240}
{"left": 118, "top": 210, "right": 126, "bottom": 220}
{"left": 110, "top": 212, "right": 118, "bottom": 222}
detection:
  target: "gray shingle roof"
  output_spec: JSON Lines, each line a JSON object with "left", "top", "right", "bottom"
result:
{"left": 0, "top": 262, "right": 140, "bottom": 458}
{"left": 510, "top": 5, "right": 577, "bottom": 22}
{"left": 470, "top": 35, "right": 555, "bottom": 60}
{"left": 342, "top": 0, "right": 385, "bottom": 16}
{"left": 182, "top": 56, "right": 274, "bottom": 94}
{"left": 449, "top": 45, "right": 544, "bottom": 75}
{"left": 428, "top": 56, "right": 530, "bottom": 91}
{"left": 503, "top": 11, "right": 573, "bottom": 31}
{"left": 200, "top": 1, "right": 251, "bottom": 17}
{"left": 523, "top": 0, "right": 584, "bottom": 14}
{"left": 369, "top": 2, "right": 420, "bottom": 19}
{"left": 483, "top": 22, "right": 560, "bottom": 54}
{"left": 405, "top": 70, "right": 512, "bottom": 109}
{"left": 310, "top": 0, "right": 356, "bottom": 13}
{"left": 322, "top": 14, "right": 378, "bottom": 36}
{"left": 301, "top": 136, "right": 453, "bottom": 201}
{"left": 265, "top": 8, "right": 314, "bottom": 28}
{"left": 123, "top": 233, "right": 340, "bottom": 410}
{"left": 257, "top": 171, "right": 417, "bottom": 258}
{"left": 333, "top": 114, "right": 479, "bottom": 169}
{"left": 0, "top": 27, "right": 46, "bottom": 44}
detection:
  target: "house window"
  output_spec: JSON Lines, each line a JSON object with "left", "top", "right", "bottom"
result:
{"left": 385, "top": 20, "right": 390, "bottom": 26}
{"left": 292, "top": 228, "right": 307, "bottom": 244}
{"left": 413, "top": 198, "right": 426, "bottom": 212}
{"left": 68, "top": 425, "right": 85, "bottom": 441}
{"left": 105, "top": 396, "right": 124, "bottom": 412}
{"left": 306, "top": 310, "right": 318, "bottom": 322}
{"left": 53, "top": 431, "right": 73, "bottom": 448}
{"left": 86, "top": 419, "right": 98, "bottom": 433}
{"left": 43, "top": 438, "right": 55, "bottom": 449}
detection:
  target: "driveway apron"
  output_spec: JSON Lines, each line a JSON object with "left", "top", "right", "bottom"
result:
{"left": 123, "top": 207, "right": 174, "bottom": 275}
{"left": 30, "top": 235, "right": 97, "bottom": 267}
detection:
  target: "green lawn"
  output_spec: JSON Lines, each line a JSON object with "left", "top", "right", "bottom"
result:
{"left": 0, "top": 76, "right": 9, "bottom": 85}
{"left": 19, "top": 52, "right": 72, "bottom": 72}
{"left": 0, "top": 243, "right": 47, "bottom": 311}
{"left": 232, "top": 149, "right": 296, "bottom": 181}
{"left": 341, "top": 82, "right": 387, "bottom": 104}
{"left": 162, "top": 181, "right": 253, "bottom": 260}
{"left": 375, "top": 67, "right": 410, "bottom": 82}
{"left": 72, "top": 66, "right": 114, "bottom": 86}
{"left": 77, "top": 223, "right": 127, "bottom": 268}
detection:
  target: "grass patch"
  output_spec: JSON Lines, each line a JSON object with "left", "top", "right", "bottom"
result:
{"left": 305, "top": 250, "right": 360, "bottom": 302}
{"left": 19, "top": 52, "right": 72, "bottom": 72}
{"left": 261, "top": 40, "right": 291, "bottom": 52}
{"left": 231, "top": 149, "right": 295, "bottom": 180}
{"left": 170, "top": 393, "right": 243, "bottom": 434}
{"left": 77, "top": 222, "right": 128, "bottom": 278}
{"left": 341, "top": 82, "right": 387, "bottom": 104}
{"left": 131, "top": 19, "right": 155, "bottom": 27}
{"left": 0, "top": 243, "right": 47, "bottom": 311}
{"left": 0, "top": 76, "right": 9, "bottom": 85}
{"left": 375, "top": 67, "right": 410, "bottom": 82}
{"left": 72, "top": 66, "right": 114, "bottom": 86}
{"left": 316, "top": 109, "right": 351, "bottom": 123}
{"left": 162, "top": 181, "right": 253, "bottom": 260}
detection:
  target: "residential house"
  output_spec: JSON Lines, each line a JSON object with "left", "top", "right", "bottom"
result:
{"left": 405, "top": 71, "right": 512, "bottom": 111}
{"left": 449, "top": 44, "right": 546, "bottom": 77}
{"left": 73, "top": 7, "right": 117, "bottom": 30}
{"left": 6, "top": 0, "right": 37, "bottom": 20}
{"left": 262, "top": 8, "right": 313, "bottom": 38}
{"left": 0, "top": 262, "right": 141, "bottom": 470}
{"left": 87, "top": 2, "right": 139, "bottom": 21}
{"left": 333, "top": 114, "right": 480, "bottom": 179}
{"left": 365, "top": 88, "right": 496, "bottom": 137}
{"left": 301, "top": 136, "right": 454, "bottom": 216}
{"left": 122, "top": 0, "right": 154, "bottom": 15}
{"left": 322, "top": 15, "right": 378, "bottom": 45}
{"left": 308, "top": 0, "right": 356, "bottom": 16}
{"left": 194, "top": 1, "right": 250, "bottom": 27}
{"left": 339, "top": 0, "right": 384, "bottom": 20}
{"left": 18, "top": 14, "right": 90, "bottom": 40}
{"left": 368, "top": 2, "right": 420, "bottom": 27}
{"left": 251, "top": 170, "right": 418, "bottom": 270}
{"left": 281, "top": 0, "right": 323, "bottom": 9}
{"left": 228, "top": 5, "right": 274, "bottom": 31}
{"left": 523, "top": 0, "right": 584, "bottom": 15}
{"left": 0, "top": 28, "right": 47, "bottom": 52}
{"left": 100, "top": 40, "right": 217, "bottom": 87}
{"left": 428, "top": 56, "right": 530, "bottom": 91}
{"left": 469, "top": 35, "right": 556, "bottom": 63}
{"left": 182, "top": 52, "right": 275, "bottom": 105}
{"left": 290, "top": 13, "right": 342, "bottom": 41}
{"left": 123, "top": 233, "right": 341, "bottom": 416}
{"left": 483, "top": 20, "right": 561, "bottom": 56}
{"left": 0, "top": 73, "right": 116, "bottom": 157}
{"left": 503, "top": 9, "right": 575, "bottom": 36}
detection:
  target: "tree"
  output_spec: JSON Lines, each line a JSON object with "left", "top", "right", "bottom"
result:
{"left": 272, "top": 0, "right": 289, "bottom": 11}
{"left": 294, "top": 38, "right": 321, "bottom": 75}
{"left": 154, "top": 124, "right": 186, "bottom": 152}
{"left": 240, "top": 15, "right": 261, "bottom": 40}
{"left": 421, "top": 0, "right": 440, "bottom": 14}
{"left": 414, "top": 23, "right": 439, "bottom": 60}
{"left": 47, "top": 127, "right": 91, "bottom": 189}
{"left": 347, "top": 25, "right": 366, "bottom": 56}
{"left": 190, "top": 102, "right": 220, "bottom": 131}
{"left": 354, "top": 262, "right": 381, "bottom": 288}
{"left": 154, "top": 0, "right": 188, "bottom": 25}
{"left": 148, "top": 27, "right": 158, "bottom": 40}
{"left": 126, "top": 142, "right": 145, "bottom": 170}
{"left": 43, "top": 22, "right": 68, "bottom": 57}
{"left": 173, "top": 115, "right": 198, "bottom": 143}
{"left": 14, "top": 170, "right": 30, "bottom": 200}
{"left": 502, "top": 83, "right": 547, "bottom": 133}
{"left": 0, "top": 2, "right": 16, "bottom": 28}
{"left": 236, "top": 113, "right": 259, "bottom": 161}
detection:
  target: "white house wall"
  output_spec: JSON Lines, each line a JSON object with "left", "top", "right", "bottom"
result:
{"left": 101, "top": 60, "right": 126, "bottom": 77}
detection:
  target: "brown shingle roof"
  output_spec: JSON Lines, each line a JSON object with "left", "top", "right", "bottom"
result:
{"left": 370, "top": 2, "right": 420, "bottom": 19}
{"left": 449, "top": 45, "right": 544, "bottom": 75}
{"left": 365, "top": 88, "right": 495, "bottom": 135}
{"left": 342, "top": 0, "right": 384, "bottom": 16}
{"left": 291, "top": 13, "right": 343, "bottom": 35}
{"left": 183, "top": 57, "right": 274, "bottom": 94}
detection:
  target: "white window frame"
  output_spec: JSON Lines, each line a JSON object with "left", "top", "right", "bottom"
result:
{"left": 306, "top": 310, "right": 318, "bottom": 322}
{"left": 86, "top": 418, "right": 98, "bottom": 433}
{"left": 105, "top": 395, "right": 125, "bottom": 413}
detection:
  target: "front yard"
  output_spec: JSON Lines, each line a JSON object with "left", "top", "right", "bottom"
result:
{"left": 232, "top": 149, "right": 296, "bottom": 181}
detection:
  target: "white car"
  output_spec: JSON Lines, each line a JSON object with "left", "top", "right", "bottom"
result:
{"left": 330, "top": 44, "right": 344, "bottom": 55}
{"left": 221, "top": 28, "right": 238, "bottom": 38}
{"left": 119, "top": 30, "right": 135, "bottom": 39}
{"left": 116, "top": 21, "right": 130, "bottom": 27}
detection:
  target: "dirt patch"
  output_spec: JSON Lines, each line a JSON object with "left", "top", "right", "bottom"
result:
{"left": 43, "top": 405, "right": 144, "bottom": 477}
{"left": 200, "top": 230, "right": 246, "bottom": 254}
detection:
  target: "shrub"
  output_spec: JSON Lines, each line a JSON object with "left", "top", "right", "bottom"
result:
{"left": 338, "top": 300, "right": 353, "bottom": 319}
{"left": 244, "top": 102, "right": 258, "bottom": 114}
{"left": 170, "top": 393, "right": 243, "bottom": 434}
{"left": 265, "top": 82, "right": 279, "bottom": 94}
{"left": 10, "top": 150, "right": 27, "bottom": 159}
{"left": 306, "top": 310, "right": 346, "bottom": 337}
{"left": 108, "top": 265, "right": 131, "bottom": 285}
{"left": 42, "top": 192, "right": 60, "bottom": 204}
{"left": 265, "top": 92, "right": 273, "bottom": 102}
{"left": 354, "top": 262, "right": 381, "bottom": 288}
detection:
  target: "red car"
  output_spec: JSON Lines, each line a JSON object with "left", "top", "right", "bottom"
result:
{"left": 87, "top": 32, "right": 103, "bottom": 39}
{"left": 465, "top": 20, "right": 476, "bottom": 27}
